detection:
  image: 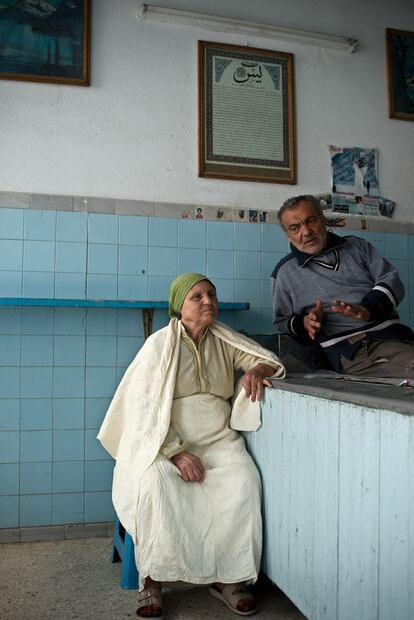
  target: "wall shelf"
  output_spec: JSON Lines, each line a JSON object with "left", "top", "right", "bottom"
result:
{"left": 0, "top": 298, "right": 250, "bottom": 338}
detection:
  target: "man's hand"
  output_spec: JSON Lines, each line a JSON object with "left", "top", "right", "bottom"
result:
{"left": 170, "top": 451, "right": 205, "bottom": 483}
{"left": 303, "top": 299, "right": 324, "bottom": 340}
{"left": 241, "top": 363, "right": 275, "bottom": 403}
{"left": 331, "top": 300, "right": 371, "bottom": 321}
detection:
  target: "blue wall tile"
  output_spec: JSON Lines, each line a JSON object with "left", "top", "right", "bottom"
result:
{"left": 117, "top": 309, "right": 144, "bottom": 337}
{"left": 234, "top": 223, "right": 261, "bottom": 251}
{"left": 56, "top": 273, "right": 87, "bottom": 302}
{"left": 262, "top": 251, "right": 285, "bottom": 279}
{"left": 86, "top": 308, "right": 117, "bottom": 336}
{"left": 22, "top": 272, "right": 55, "bottom": 298}
{"left": 85, "top": 491, "right": 115, "bottom": 522}
{"left": 234, "top": 251, "right": 261, "bottom": 279}
{"left": 149, "top": 247, "right": 178, "bottom": 276}
{"left": 0, "top": 495, "right": 19, "bottom": 527}
{"left": 0, "top": 208, "right": 24, "bottom": 239}
{"left": 0, "top": 367, "right": 19, "bottom": 398}
{"left": 53, "top": 366, "right": 85, "bottom": 398}
{"left": 85, "top": 398, "right": 111, "bottom": 430}
{"left": 118, "top": 245, "right": 147, "bottom": 276}
{"left": 118, "top": 275, "right": 148, "bottom": 300}
{"left": 22, "top": 308, "right": 54, "bottom": 334}
{"left": 56, "top": 211, "right": 87, "bottom": 242}
{"left": 86, "top": 336, "right": 117, "bottom": 366}
{"left": 21, "top": 366, "right": 53, "bottom": 398}
{"left": 384, "top": 233, "right": 408, "bottom": 260}
{"left": 117, "top": 337, "right": 143, "bottom": 367}
{"left": 55, "top": 242, "right": 87, "bottom": 273}
{"left": 178, "top": 248, "right": 206, "bottom": 274}
{"left": 262, "top": 223, "right": 287, "bottom": 252}
{"left": 53, "top": 461, "right": 84, "bottom": 493}
{"left": 87, "top": 274, "right": 117, "bottom": 300}
{"left": 53, "top": 430, "right": 84, "bottom": 461}
{"left": 148, "top": 276, "right": 171, "bottom": 301}
{"left": 54, "top": 335, "right": 85, "bottom": 366}
{"left": 0, "top": 271, "right": 22, "bottom": 296}
{"left": 262, "top": 280, "right": 273, "bottom": 309}
{"left": 213, "top": 278, "right": 234, "bottom": 303}
{"left": 20, "top": 494, "right": 52, "bottom": 526}
{"left": 0, "top": 239, "right": 23, "bottom": 270}
{"left": 88, "top": 213, "right": 118, "bottom": 244}
{"left": 85, "top": 461, "right": 114, "bottom": 492}
{"left": 0, "top": 431, "right": 19, "bottom": 462}
{"left": 151, "top": 309, "right": 170, "bottom": 331}
{"left": 20, "top": 430, "right": 52, "bottom": 462}
{"left": 21, "top": 335, "right": 53, "bottom": 366}
{"left": 207, "top": 250, "right": 234, "bottom": 279}
{"left": 0, "top": 399, "right": 19, "bottom": 430}
{"left": 88, "top": 243, "right": 118, "bottom": 275}
{"left": 85, "top": 429, "right": 112, "bottom": 460}
{"left": 54, "top": 308, "right": 86, "bottom": 335}
{"left": 207, "top": 221, "right": 234, "bottom": 250}
{"left": 234, "top": 279, "right": 262, "bottom": 308}
{"left": 86, "top": 367, "right": 117, "bottom": 398}
{"left": 23, "top": 240, "right": 55, "bottom": 272}
{"left": 52, "top": 492, "right": 84, "bottom": 525}
{"left": 119, "top": 216, "right": 148, "bottom": 245}
{"left": 21, "top": 399, "right": 52, "bottom": 431}
{"left": 0, "top": 308, "right": 22, "bottom": 335}
{"left": 178, "top": 220, "right": 206, "bottom": 248}
{"left": 0, "top": 335, "right": 20, "bottom": 366}
{"left": 0, "top": 463, "right": 19, "bottom": 495}
{"left": 363, "top": 231, "right": 385, "bottom": 254}
{"left": 149, "top": 217, "right": 177, "bottom": 247}
{"left": 20, "top": 462, "right": 52, "bottom": 494}
{"left": 24, "top": 210, "right": 56, "bottom": 241}
{"left": 53, "top": 399, "right": 84, "bottom": 430}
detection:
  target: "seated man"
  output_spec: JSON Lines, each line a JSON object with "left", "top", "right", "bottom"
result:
{"left": 271, "top": 194, "right": 414, "bottom": 377}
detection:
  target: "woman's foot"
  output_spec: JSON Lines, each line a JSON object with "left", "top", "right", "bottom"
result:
{"left": 136, "top": 578, "right": 163, "bottom": 618}
{"left": 209, "top": 582, "right": 257, "bottom": 616}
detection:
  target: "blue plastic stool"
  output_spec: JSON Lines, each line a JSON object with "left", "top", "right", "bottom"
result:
{"left": 112, "top": 517, "right": 139, "bottom": 589}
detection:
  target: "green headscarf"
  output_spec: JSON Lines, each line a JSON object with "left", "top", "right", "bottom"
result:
{"left": 168, "top": 273, "right": 215, "bottom": 318}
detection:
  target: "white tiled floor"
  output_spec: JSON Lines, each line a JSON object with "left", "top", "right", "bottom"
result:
{"left": 0, "top": 537, "right": 306, "bottom": 619}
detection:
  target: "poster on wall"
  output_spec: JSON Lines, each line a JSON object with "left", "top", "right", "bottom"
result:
{"left": 386, "top": 28, "right": 414, "bottom": 122}
{"left": 328, "top": 145, "right": 381, "bottom": 216}
{"left": 0, "top": 0, "right": 90, "bottom": 86}
{"left": 198, "top": 40, "right": 296, "bottom": 184}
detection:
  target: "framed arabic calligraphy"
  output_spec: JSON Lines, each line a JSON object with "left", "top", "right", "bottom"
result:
{"left": 198, "top": 41, "right": 296, "bottom": 184}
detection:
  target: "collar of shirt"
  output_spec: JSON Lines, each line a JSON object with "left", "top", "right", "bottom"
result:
{"left": 290, "top": 231, "right": 348, "bottom": 267}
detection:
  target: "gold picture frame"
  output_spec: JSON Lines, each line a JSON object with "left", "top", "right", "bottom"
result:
{"left": 0, "top": 0, "right": 90, "bottom": 86}
{"left": 386, "top": 27, "right": 414, "bottom": 122}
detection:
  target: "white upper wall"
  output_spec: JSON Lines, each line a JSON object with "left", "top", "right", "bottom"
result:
{"left": 1, "top": 0, "right": 413, "bottom": 217}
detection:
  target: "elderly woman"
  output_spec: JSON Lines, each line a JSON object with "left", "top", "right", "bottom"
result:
{"left": 98, "top": 273, "right": 285, "bottom": 618}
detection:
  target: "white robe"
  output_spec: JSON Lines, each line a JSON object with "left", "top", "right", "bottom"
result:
{"left": 97, "top": 319, "right": 285, "bottom": 586}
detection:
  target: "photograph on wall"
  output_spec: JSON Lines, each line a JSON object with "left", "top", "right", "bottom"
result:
{"left": 329, "top": 145, "right": 380, "bottom": 216}
{"left": 0, "top": 0, "right": 90, "bottom": 85}
{"left": 386, "top": 28, "right": 414, "bottom": 121}
{"left": 198, "top": 41, "right": 296, "bottom": 184}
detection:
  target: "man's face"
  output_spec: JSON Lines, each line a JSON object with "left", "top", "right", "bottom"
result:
{"left": 281, "top": 201, "right": 327, "bottom": 254}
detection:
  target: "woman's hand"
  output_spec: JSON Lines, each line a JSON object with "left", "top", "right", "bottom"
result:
{"left": 240, "top": 363, "right": 275, "bottom": 403}
{"left": 171, "top": 451, "right": 205, "bottom": 483}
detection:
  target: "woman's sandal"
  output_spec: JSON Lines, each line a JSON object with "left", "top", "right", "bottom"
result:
{"left": 136, "top": 586, "right": 164, "bottom": 619}
{"left": 209, "top": 583, "right": 257, "bottom": 616}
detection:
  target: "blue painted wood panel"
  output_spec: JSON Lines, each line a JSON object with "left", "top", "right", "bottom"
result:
{"left": 245, "top": 387, "right": 414, "bottom": 620}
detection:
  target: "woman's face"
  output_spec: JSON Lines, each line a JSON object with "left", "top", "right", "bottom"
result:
{"left": 180, "top": 280, "right": 219, "bottom": 329}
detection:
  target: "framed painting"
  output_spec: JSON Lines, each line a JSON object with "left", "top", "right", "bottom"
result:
{"left": 386, "top": 28, "right": 414, "bottom": 121}
{"left": 0, "top": 0, "right": 90, "bottom": 86}
{"left": 198, "top": 41, "right": 296, "bottom": 184}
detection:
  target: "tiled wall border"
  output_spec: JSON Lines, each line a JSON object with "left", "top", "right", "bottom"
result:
{"left": 0, "top": 521, "right": 114, "bottom": 544}
{"left": 0, "top": 191, "right": 413, "bottom": 234}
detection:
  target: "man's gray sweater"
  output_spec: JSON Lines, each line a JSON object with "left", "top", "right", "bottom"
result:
{"left": 271, "top": 232, "right": 413, "bottom": 369}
